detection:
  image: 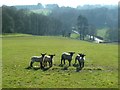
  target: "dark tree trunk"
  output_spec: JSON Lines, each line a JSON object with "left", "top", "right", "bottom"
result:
{"left": 93, "top": 35, "right": 95, "bottom": 41}
{"left": 90, "top": 35, "right": 92, "bottom": 40}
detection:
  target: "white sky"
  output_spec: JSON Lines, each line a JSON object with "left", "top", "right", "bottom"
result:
{"left": 0, "top": 0, "right": 119, "bottom": 7}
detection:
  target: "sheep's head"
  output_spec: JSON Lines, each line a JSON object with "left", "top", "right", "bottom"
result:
{"left": 68, "top": 52, "right": 75, "bottom": 56}
{"left": 80, "top": 53, "right": 86, "bottom": 58}
{"left": 41, "top": 53, "right": 46, "bottom": 57}
{"left": 78, "top": 53, "right": 86, "bottom": 57}
{"left": 48, "top": 54, "right": 55, "bottom": 59}
{"left": 48, "top": 54, "right": 55, "bottom": 57}
{"left": 78, "top": 53, "right": 82, "bottom": 56}
{"left": 82, "top": 54, "right": 86, "bottom": 57}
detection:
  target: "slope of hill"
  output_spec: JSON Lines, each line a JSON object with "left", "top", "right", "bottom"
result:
{"left": 2, "top": 35, "right": 118, "bottom": 88}
{"left": 30, "top": 9, "right": 52, "bottom": 15}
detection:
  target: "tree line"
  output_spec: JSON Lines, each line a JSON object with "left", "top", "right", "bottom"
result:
{"left": 2, "top": 5, "right": 63, "bottom": 36}
{"left": 2, "top": 5, "right": 119, "bottom": 42}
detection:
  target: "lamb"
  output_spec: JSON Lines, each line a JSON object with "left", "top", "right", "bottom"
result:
{"left": 74, "top": 53, "right": 82, "bottom": 64}
{"left": 75, "top": 53, "right": 86, "bottom": 68}
{"left": 43, "top": 54, "right": 55, "bottom": 67}
{"left": 30, "top": 53, "right": 46, "bottom": 68}
{"left": 61, "top": 52, "right": 75, "bottom": 66}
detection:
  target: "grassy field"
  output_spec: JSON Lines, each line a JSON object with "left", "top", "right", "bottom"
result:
{"left": 2, "top": 33, "right": 32, "bottom": 37}
{"left": 30, "top": 9, "right": 52, "bottom": 16}
{"left": 97, "top": 28, "right": 109, "bottom": 39}
{"left": 0, "top": 37, "right": 2, "bottom": 89}
{"left": 2, "top": 35, "right": 118, "bottom": 88}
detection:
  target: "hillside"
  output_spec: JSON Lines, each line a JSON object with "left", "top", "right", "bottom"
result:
{"left": 2, "top": 35, "right": 118, "bottom": 88}
{"left": 3, "top": 5, "right": 118, "bottom": 42}
{"left": 30, "top": 9, "right": 52, "bottom": 15}
{"left": 14, "top": 4, "right": 117, "bottom": 10}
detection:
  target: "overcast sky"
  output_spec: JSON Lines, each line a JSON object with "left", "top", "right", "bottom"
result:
{"left": 0, "top": 0, "right": 119, "bottom": 7}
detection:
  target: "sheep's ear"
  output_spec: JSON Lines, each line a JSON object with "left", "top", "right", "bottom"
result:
{"left": 54, "top": 54, "right": 55, "bottom": 56}
{"left": 83, "top": 54, "right": 86, "bottom": 56}
{"left": 68, "top": 52, "right": 75, "bottom": 54}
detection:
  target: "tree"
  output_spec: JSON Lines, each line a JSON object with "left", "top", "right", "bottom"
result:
{"left": 88, "top": 24, "right": 96, "bottom": 41}
{"left": 77, "top": 15, "right": 88, "bottom": 40}
{"left": 2, "top": 12, "right": 14, "bottom": 33}
{"left": 106, "top": 28, "right": 118, "bottom": 42}
{"left": 14, "top": 9, "right": 26, "bottom": 33}
{"left": 2, "top": 5, "right": 15, "bottom": 33}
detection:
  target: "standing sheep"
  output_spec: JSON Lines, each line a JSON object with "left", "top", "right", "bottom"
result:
{"left": 74, "top": 53, "right": 82, "bottom": 64}
{"left": 43, "top": 54, "right": 55, "bottom": 67}
{"left": 61, "top": 52, "right": 75, "bottom": 66}
{"left": 30, "top": 53, "right": 46, "bottom": 68}
{"left": 75, "top": 53, "right": 86, "bottom": 68}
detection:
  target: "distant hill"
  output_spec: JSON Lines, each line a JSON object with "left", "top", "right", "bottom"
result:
{"left": 14, "top": 4, "right": 117, "bottom": 10}
{"left": 77, "top": 4, "right": 117, "bottom": 10}
{"left": 14, "top": 4, "right": 44, "bottom": 10}
{"left": 30, "top": 9, "right": 52, "bottom": 15}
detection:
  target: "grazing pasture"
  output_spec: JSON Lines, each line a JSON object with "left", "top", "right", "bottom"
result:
{"left": 2, "top": 35, "right": 118, "bottom": 88}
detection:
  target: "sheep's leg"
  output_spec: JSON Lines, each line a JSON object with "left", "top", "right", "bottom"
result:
{"left": 75, "top": 59, "right": 77, "bottom": 64}
{"left": 45, "top": 62, "right": 47, "bottom": 67}
{"left": 49, "top": 62, "right": 51, "bottom": 67}
{"left": 30, "top": 61, "right": 34, "bottom": 67}
{"left": 43, "top": 61, "right": 46, "bottom": 67}
{"left": 64, "top": 59, "right": 65, "bottom": 65}
{"left": 51, "top": 61, "right": 53, "bottom": 67}
{"left": 82, "top": 61, "right": 84, "bottom": 68}
{"left": 43, "top": 63, "right": 45, "bottom": 67}
{"left": 69, "top": 60, "right": 71, "bottom": 66}
{"left": 40, "top": 62, "right": 44, "bottom": 69}
{"left": 79, "top": 61, "right": 81, "bottom": 68}
{"left": 61, "top": 59, "right": 63, "bottom": 65}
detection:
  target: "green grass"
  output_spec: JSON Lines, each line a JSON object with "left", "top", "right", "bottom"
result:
{"left": 30, "top": 9, "right": 52, "bottom": 16}
{"left": 2, "top": 33, "right": 32, "bottom": 37}
{"left": 70, "top": 33, "right": 80, "bottom": 39}
{"left": 2, "top": 35, "right": 118, "bottom": 88}
{"left": 0, "top": 37, "right": 2, "bottom": 89}
{"left": 97, "top": 28, "right": 109, "bottom": 39}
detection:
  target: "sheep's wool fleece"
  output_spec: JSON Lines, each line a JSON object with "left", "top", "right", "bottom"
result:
{"left": 63, "top": 52, "right": 70, "bottom": 55}
{"left": 32, "top": 56, "right": 42, "bottom": 58}
{"left": 80, "top": 57, "right": 85, "bottom": 60}
{"left": 45, "top": 56, "right": 51, "bottom": 58}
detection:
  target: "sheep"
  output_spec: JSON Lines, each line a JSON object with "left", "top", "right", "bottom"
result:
{"left": 75, "top": 53, "right": 86, "bottom": 68}
{"left": 43, "top": 54, "right": 55, "bottom": 67}
{"left": 30, "top": 53, "right": 46, "bottom": 68}
{"left": 74, "top": 53, "right": 82, "bottom": 64}
{"left": 61, "top": 52, "right": 75, "bottom": 66}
